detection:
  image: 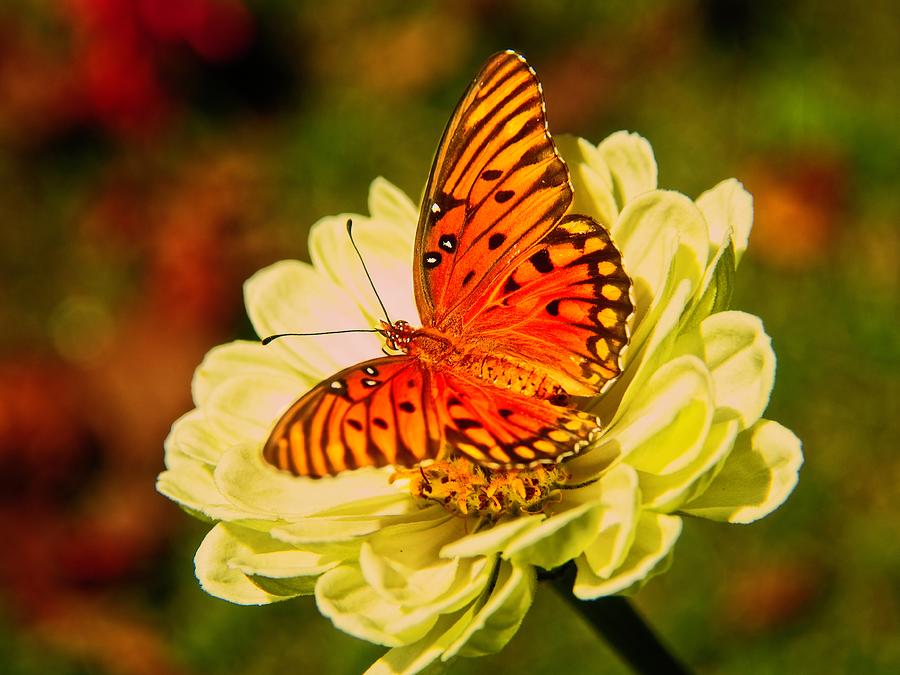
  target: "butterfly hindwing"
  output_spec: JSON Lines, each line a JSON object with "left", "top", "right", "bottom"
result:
{"left": 461, "top": 215, "right": 634, "bottom": 396}
{"left": 264, "top": 354, "right": 597, "bottom": 477}
{"left": 263, "top": 356, "right": 441, "bottom": 477}
{"left": 436, "top": 369, "right": 598, "bottom": 468}
{"left": 414, "top": 50, "right": 572, "bottom": 327}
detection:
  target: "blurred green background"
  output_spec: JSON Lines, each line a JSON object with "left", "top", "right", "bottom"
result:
{"left": 1, "top": 1, "right": 898, "bottom": 674}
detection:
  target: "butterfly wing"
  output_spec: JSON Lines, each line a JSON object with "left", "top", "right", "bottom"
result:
{"left": 435, "top": 369, "right": 598, "bottom": 468}
{"left": 461, "top": 214, "right": 634, "bottom": 396}
{"left": 266, "top": 52, "right": 630, "bottom": 478}
{"left": 264, "top": 354, "right": 598, "bottom": 477}
{"left": 413, "top": 51, "right": 633, "bottom": 396}
{"left": 414, "top": 50, "right": 572, "bottom": 327}
{"left": 263, "top": 356, "right": 442, "bottom": 477}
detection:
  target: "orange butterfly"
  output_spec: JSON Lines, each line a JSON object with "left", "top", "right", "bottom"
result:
{"left": 263, "top": 51, "right": 633, "bottom": 478}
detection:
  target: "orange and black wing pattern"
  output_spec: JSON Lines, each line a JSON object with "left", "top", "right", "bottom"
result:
{"left": 263, "top": 355, "right": 599, "bottom": 477}
{"left": 462, "top": 215, "right": 633, "bottom": 396}
{"left": 435, "top": 369, "right": 599, "bottom": 469}
{"left": 263, "top": 356, "right": 441, "bottom": 477}
{"left": 414, "top": 50, "right": 573, "bottom": 328}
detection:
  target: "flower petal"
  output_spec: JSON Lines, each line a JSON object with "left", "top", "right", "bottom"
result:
{"left": 317, "top": 557, "right": 492, "bottom": 647}
{"left": 365, "top": 607, "right": 478, "bottom": 675}
{"left": 695, "top": 178, "right": 753, "bottom": 264}
{"left": 556, "top": 134, "right": 618, "bottom": 228}
{"left": 503, "top": 464, "right": 638, "bottom": 570}
{"left": 440, "top": 516, "right": 544, "bottom": 560}
{"left": 368, "top": 177, "right": 419, "bottom": 228}
{"left": 233, "top": 539, "right": 345, "bottom": 599}
{"left": 503, "top": 500, "right": 604, "bottom": 570}
{"left": 579, "top": 465, "right": 641, "bottom": 577}
{"left": 214, "top": 444, "right": 402, "bottom": 518}
{"left": 203, "top": 373, "right": 307, "bottom": 447}
{"left": 194, "top": 522, "right": 301, "bottom": 605}
{"left": 573, "top": 512, "right": 682, "bottom": 599}
{"left": 612, "top": 193, "right": 679, "bottom": 328}
{"left": 157, "top": 449, "right": 257, "bottom": 522}
{"left": 680, "top": 419, "right": 803, "bottom": 523}
{"left": 637, "top": 418, "right": 740, "bottom": 512}
{"left": 679, "top": 235, "right": 736, "bottom": 332}
{"left": 244, "top": 260, "right": 382, "bottom": 380}
{"left": 588, "top": 269, "right": 693, "bottom": 435}
{"left": 165, "top": 409, "right": 226, "bottom": 465}
{"left": 360, "top": 517, "right": 466, "bottom": 606}
{"left": 270, "top": 502, "right": 428, "bottom": 545}
{"left": 613, "top": 190, "right": 708, "bottom": 348}
{"left": 676, "top": 311, "right": 776, "bottom": 429}
{"left": 591, "top": 274, "right": 691, "bottom": 431}
{"left": 446, "top": 561, "right": 536, "bottom": 659}
{"left": 596, "top": 131, "right": 658, "bottom": 207}
{"left": 192, "top": 340, "right": 314, "bottom": 407}
{"left": 608, "top": 355, "right": 714, "bottom": 475}
{"left": 316, "top": 565, "right": 424, "bottom": 647}
{"left": 309, "top": 211, "right": 417, "bottom": 327}
{"left": 156, "top": 468, "right": 234, "bottom": 521}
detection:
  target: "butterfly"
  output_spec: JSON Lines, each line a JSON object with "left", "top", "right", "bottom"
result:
{"left": 263, "top": 51, "right": 633, "bottom": 478}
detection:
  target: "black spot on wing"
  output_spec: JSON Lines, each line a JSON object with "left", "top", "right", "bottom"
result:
{"left": 545, "top": 299, "right": 560, "bottom": 316}
{"left": 431, "top": 192, "right": 465, "bottom": 221}
{"left": 494, "top": 190, "right": 515, "bottom": 203}
{"left": 328, "top": 379, "right": 350, "bottom": 398}
{"left": 424, "top": 252, "right": 442, "bottom": 269}
{"left": 439, "top": 234, "right": 457, "bottom": 252}
{"left": 488, "top": 232, "right": 506, "bottom": 250}
{"left": 503, "top": 276, "right": 521, "bottom": 294}
{"left": 529, "top": 248, "right": 554, "bottom": 273}
{"left": 481, "top": 169, "right": 502, "bottom": 181}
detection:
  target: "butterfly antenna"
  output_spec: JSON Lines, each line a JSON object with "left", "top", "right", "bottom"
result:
{"left": 346, "top": 218, "right": 393, "bottom": 325}
{"left": 261, "top": 328, "right": 381, "bottom": 345}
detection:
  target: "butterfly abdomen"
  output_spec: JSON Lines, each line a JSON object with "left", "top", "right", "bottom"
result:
{"left": 408, "top": 327, "right": 566, "bottom": 401}
{"left": 464, "top": 353, "right": 567, "bottom": 401}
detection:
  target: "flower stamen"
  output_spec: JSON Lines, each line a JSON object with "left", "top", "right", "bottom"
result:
{"left": 392, "top": 455, "right": 570, "bottom": 518}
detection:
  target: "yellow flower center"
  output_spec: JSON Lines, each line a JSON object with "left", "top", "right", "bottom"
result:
{"left": 393, "top": 455, "right": 569, "bottom": 518}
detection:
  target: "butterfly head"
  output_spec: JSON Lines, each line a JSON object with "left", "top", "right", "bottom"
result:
{"left": 380, "top": 319, "right": 415, "bottom": 353}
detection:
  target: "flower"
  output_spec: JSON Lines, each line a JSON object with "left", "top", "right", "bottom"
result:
{"left": 158, "top": 131, "right": 803, "bottom": 674}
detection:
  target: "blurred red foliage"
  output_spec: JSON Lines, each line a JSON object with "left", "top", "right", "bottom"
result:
{"left": 721, "top": 558, "right": 827, "bottom": 634}
{"left": 743, "top": 151, "right": 849, "bottom": 269}
{"left": 0, "top": 148, "right": 272, "bottom": 673}
{"left": 65, "top": 0, "right": 253, "bottom": 135}
{"left": 0, "top": 0, "right": 253, "bottom": 143}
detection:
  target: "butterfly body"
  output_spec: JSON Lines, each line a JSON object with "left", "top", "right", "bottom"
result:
{"left": 263, "top": 51, "right": 634, "bottom": 479}
{"left": 384, "top": 320, "right": 568, "bottom": 401}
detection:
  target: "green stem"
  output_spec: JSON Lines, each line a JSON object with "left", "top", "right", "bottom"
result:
{"left": 548, "top": 563, "right": 692, "bottom": 675}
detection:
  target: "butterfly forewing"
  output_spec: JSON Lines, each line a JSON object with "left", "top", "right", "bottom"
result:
{"left": 414, "top": 50, "right": 573, "bottom": 328}
{"left": 263, "top": 356, "right": 441, "bottom": 477}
